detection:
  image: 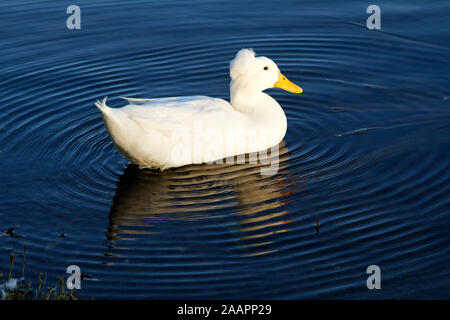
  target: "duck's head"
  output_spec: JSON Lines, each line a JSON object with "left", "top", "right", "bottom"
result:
{"left": 230, "top": 49, "right": 302, "bottom": 94}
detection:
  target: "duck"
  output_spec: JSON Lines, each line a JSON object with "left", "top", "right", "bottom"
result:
{"left": 95, "top": 49, "right": 302, "bottom": 170}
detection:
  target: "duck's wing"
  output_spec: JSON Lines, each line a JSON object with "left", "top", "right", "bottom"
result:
{"left": 120, "top": 97, "right": 151, "bottom": 105}
{"left": 120, "top": 96, "right": 219, "bottom": 107}
{"left": 119, "top": 96, "right": 241, "bottom": 137}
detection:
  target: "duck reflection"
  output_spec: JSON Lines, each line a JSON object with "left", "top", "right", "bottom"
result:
{"left": 106, "top": 142, "right": 299, "bottom": 258}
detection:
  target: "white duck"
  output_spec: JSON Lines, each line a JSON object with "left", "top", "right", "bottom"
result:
{"left": 95, "top": 49, "right": 302, "bottom": 170}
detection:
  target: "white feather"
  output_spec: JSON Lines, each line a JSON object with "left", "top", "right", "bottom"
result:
{"left": 95, "top": 49, "right": 300, "bottom": 170}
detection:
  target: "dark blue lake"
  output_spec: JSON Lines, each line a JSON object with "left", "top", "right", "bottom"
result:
{"left": 1, "top": 0, "right": 449, "bottom": 299}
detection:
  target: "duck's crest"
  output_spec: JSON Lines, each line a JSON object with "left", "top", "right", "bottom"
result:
{"left": 230, "top": 48, "right": 256, "bottom": 79}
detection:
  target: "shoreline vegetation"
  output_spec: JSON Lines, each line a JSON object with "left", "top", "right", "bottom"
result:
{"left": 1, "top": 245, "right": 79, "bottom": 300}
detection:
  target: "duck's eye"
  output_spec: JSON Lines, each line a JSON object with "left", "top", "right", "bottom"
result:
{"left": 264, "top": 66, "right": 269, "bottom": 71}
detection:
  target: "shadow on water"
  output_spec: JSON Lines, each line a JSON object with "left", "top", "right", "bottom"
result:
{"left": 106, "top": 143, "right": 302, "bottom": 257}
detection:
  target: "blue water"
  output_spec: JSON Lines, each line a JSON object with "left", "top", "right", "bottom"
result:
{"left": 1, "top": 1, "right": 449, "bottom": 299}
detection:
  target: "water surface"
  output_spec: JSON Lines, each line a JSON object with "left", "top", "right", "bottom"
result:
{"left": 1, "top": 0, "right": 450, "bottom": 299}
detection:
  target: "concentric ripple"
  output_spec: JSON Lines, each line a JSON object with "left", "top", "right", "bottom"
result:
{"left": 1, "top": 0, "right": 450, "bottom": 299}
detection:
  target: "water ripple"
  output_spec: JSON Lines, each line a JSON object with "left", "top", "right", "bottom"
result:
{"left": 1, "top": 9, "right": 449, "bottom": 299}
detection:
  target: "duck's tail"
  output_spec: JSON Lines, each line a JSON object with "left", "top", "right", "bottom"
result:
{"left": 94, "top": 97, "right": 111, "bottom": 116}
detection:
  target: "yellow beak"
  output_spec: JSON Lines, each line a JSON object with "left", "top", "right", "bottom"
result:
{"left": 273, "top": 71, "right": 302, "bottom": 94}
